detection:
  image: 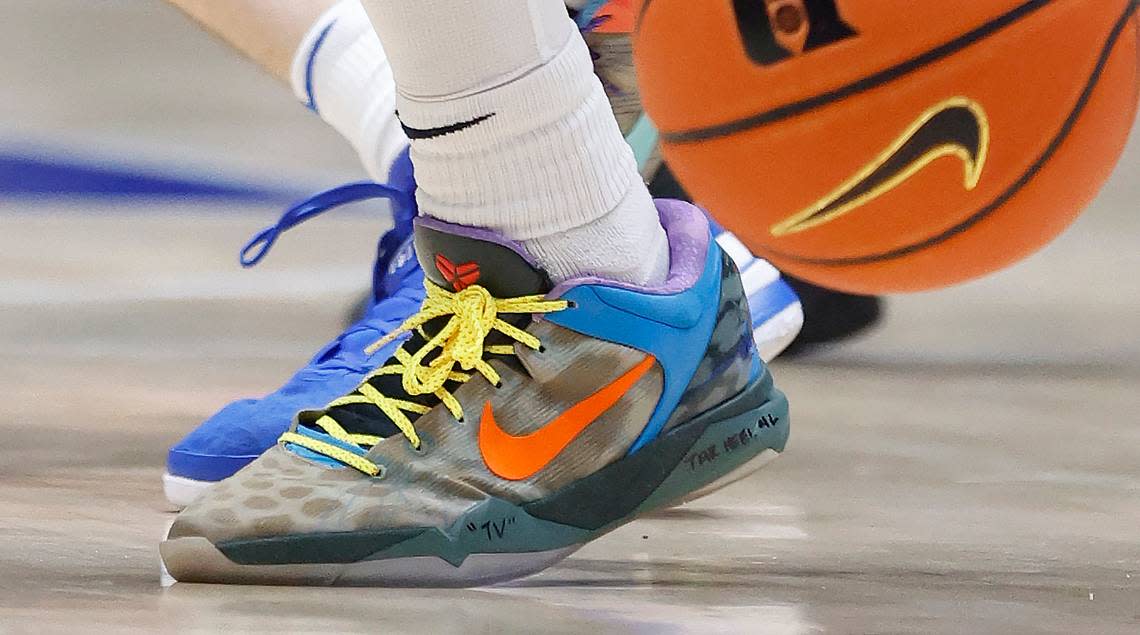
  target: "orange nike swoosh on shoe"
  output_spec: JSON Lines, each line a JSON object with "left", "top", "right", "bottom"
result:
{"left": 478, "top": 354, "right": 657, "bottom": 481}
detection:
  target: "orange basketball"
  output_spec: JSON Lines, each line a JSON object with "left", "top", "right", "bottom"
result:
{"left": 633, "top": 0, "right": 1139, "bottom": 293}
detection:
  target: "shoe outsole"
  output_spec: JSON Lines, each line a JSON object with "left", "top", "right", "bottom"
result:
{"left": 161, "top": 377, "right": 789, "bottom": 587}
{"left": 161, "top": 536, "right": 581, "bottom": 588}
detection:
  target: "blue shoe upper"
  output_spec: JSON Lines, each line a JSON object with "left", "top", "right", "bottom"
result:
{"left": 167, "top": 150, "right": 426, "bottom": 483}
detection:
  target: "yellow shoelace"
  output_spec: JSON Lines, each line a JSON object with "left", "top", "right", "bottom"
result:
{"left": 279, "top": 280, "right": 568, "bottom": 476}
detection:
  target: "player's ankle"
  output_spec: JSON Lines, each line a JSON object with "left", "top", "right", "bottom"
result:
{"left": 521, "top": 186, "right": 669, "bottom": 286}
{"left": 400, "top": 31, "right": 667, "bottom": 286}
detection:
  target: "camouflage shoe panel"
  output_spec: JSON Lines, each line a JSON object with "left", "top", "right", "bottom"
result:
{"left": 665, "top": 249, "right": 758, "bottom": 430}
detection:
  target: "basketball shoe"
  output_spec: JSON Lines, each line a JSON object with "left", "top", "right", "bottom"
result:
{"left": 164, "top": 0, "right": 801, "bottom": 509}
{"left": 163, "top": 152, "right": 425, "bottom": 508}
{"left": 161, "top": 199, "right": 790, "bottom": 586}
{"left": 163, "top": 162, "right": 798, "bottom": 511}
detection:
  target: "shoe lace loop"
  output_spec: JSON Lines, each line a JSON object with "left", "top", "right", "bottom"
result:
{"left": 279, "top": 280, "right": 568, "bottom": 476}
{"left": 239, "top": 181, "right": 412, "bottom": 267}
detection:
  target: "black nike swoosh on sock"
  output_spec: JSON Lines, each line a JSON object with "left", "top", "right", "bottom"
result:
{"left": 397, "top": 111, "right": 496, "bottom": 140}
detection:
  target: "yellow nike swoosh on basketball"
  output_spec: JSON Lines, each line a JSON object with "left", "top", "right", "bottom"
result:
{"left": 478, "top": 355, "right": 656, "bottom": 481}
{"left": 770, "top": 97, "right": 990, "bottom": 237}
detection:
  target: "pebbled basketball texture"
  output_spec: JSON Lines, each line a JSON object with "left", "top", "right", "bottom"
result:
{"left": 634, "top": 0, "right": 1139, "bottom": 293}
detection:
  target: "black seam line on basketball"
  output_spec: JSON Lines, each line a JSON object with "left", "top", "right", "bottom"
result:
{"left": 765, "top": 0, "right": 1139, "bottom": 268}
{"left": 397, "top": 112, "right": 496, "bottom": 140}
{"left": 660, "top": 0, "right": 1063, "bottom": 144}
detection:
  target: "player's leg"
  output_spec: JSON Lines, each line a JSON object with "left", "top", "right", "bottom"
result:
{"left": 358, "top": 0, "right": 669, "bottom": 285}
{"left": 167, "top": 0, "right": 404, "bottom": 179}
{"left": 163, "top": 0, "right": 789, "bottom": 585}
{"left": 170, "top": 0, "right": 801, "bottom": 357}
{"left": 167, "top": 0, "right": 334, "bottom": 82}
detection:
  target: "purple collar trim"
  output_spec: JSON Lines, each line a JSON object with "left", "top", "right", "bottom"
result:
{"left": 549, "top": 199, "right": 711, "bottom": 298}
{"left": 413, "top": 216, "right": 543, "bottom": 268}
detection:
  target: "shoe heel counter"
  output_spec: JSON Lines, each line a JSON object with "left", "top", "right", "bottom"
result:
{"left": 715, "top": 245, "right": 767, "bottom": 386}
{"left": 664, "top": 244, "right": 765, "bottom": 431}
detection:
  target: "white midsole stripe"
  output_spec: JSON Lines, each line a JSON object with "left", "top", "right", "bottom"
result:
{"left": 714, "top": 231, "right": 755, "bottom": 270}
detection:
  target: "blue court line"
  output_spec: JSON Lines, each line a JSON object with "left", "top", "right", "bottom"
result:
{"left": 0, "top": 151, "right": 301, "bottom": 202}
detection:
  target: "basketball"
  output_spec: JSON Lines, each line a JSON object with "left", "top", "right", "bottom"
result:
{"left": 633, "top": 0, "right": 1140, "bottom": 293}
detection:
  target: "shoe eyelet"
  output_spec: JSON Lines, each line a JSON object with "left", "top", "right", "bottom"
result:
{"left": 372, "top": 464, "right": 388, "bottom": 480}
{"left": 566, "top": 300, "right": 578, "bottom": 309}
{"left": 537, "top": 345, "right": 546, "bottom": 354}
{"left": 410, "top": 442, "right": 427, "bottom": 456}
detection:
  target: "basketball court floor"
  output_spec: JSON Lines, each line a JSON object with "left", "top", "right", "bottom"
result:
{"left": 2, "top": 3, "right": 1138, "bottom": 633}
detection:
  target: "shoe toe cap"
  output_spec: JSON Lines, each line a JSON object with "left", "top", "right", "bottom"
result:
{"left": 168, "top": 447, "right": 364, "bottom": 544}
{"left": 166, "top": 370, "right": 370, "bottom": 482}
{"left": 166, "top": 399, "right": 288, "bottom": 482}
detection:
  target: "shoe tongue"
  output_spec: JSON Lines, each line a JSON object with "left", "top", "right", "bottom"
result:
{"left": 414, "top": 218, "right": 551, "bottom": 297}
{"left": 380, "top": 234, "right": 422, "bottom": 290}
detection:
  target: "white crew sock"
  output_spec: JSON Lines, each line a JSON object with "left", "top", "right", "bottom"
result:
{"left": 358, "top": 0, "right": 669, "bottom": 286}
{"left": 290, "top": 0, "right": 406, "bottom": 181}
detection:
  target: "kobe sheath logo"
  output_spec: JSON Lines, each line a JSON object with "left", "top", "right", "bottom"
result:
{"left": 435, "top": 254, "right": 481, "bottom": 291}
{"left": 770, "top": 97, "right": 991, "bottom": 237}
